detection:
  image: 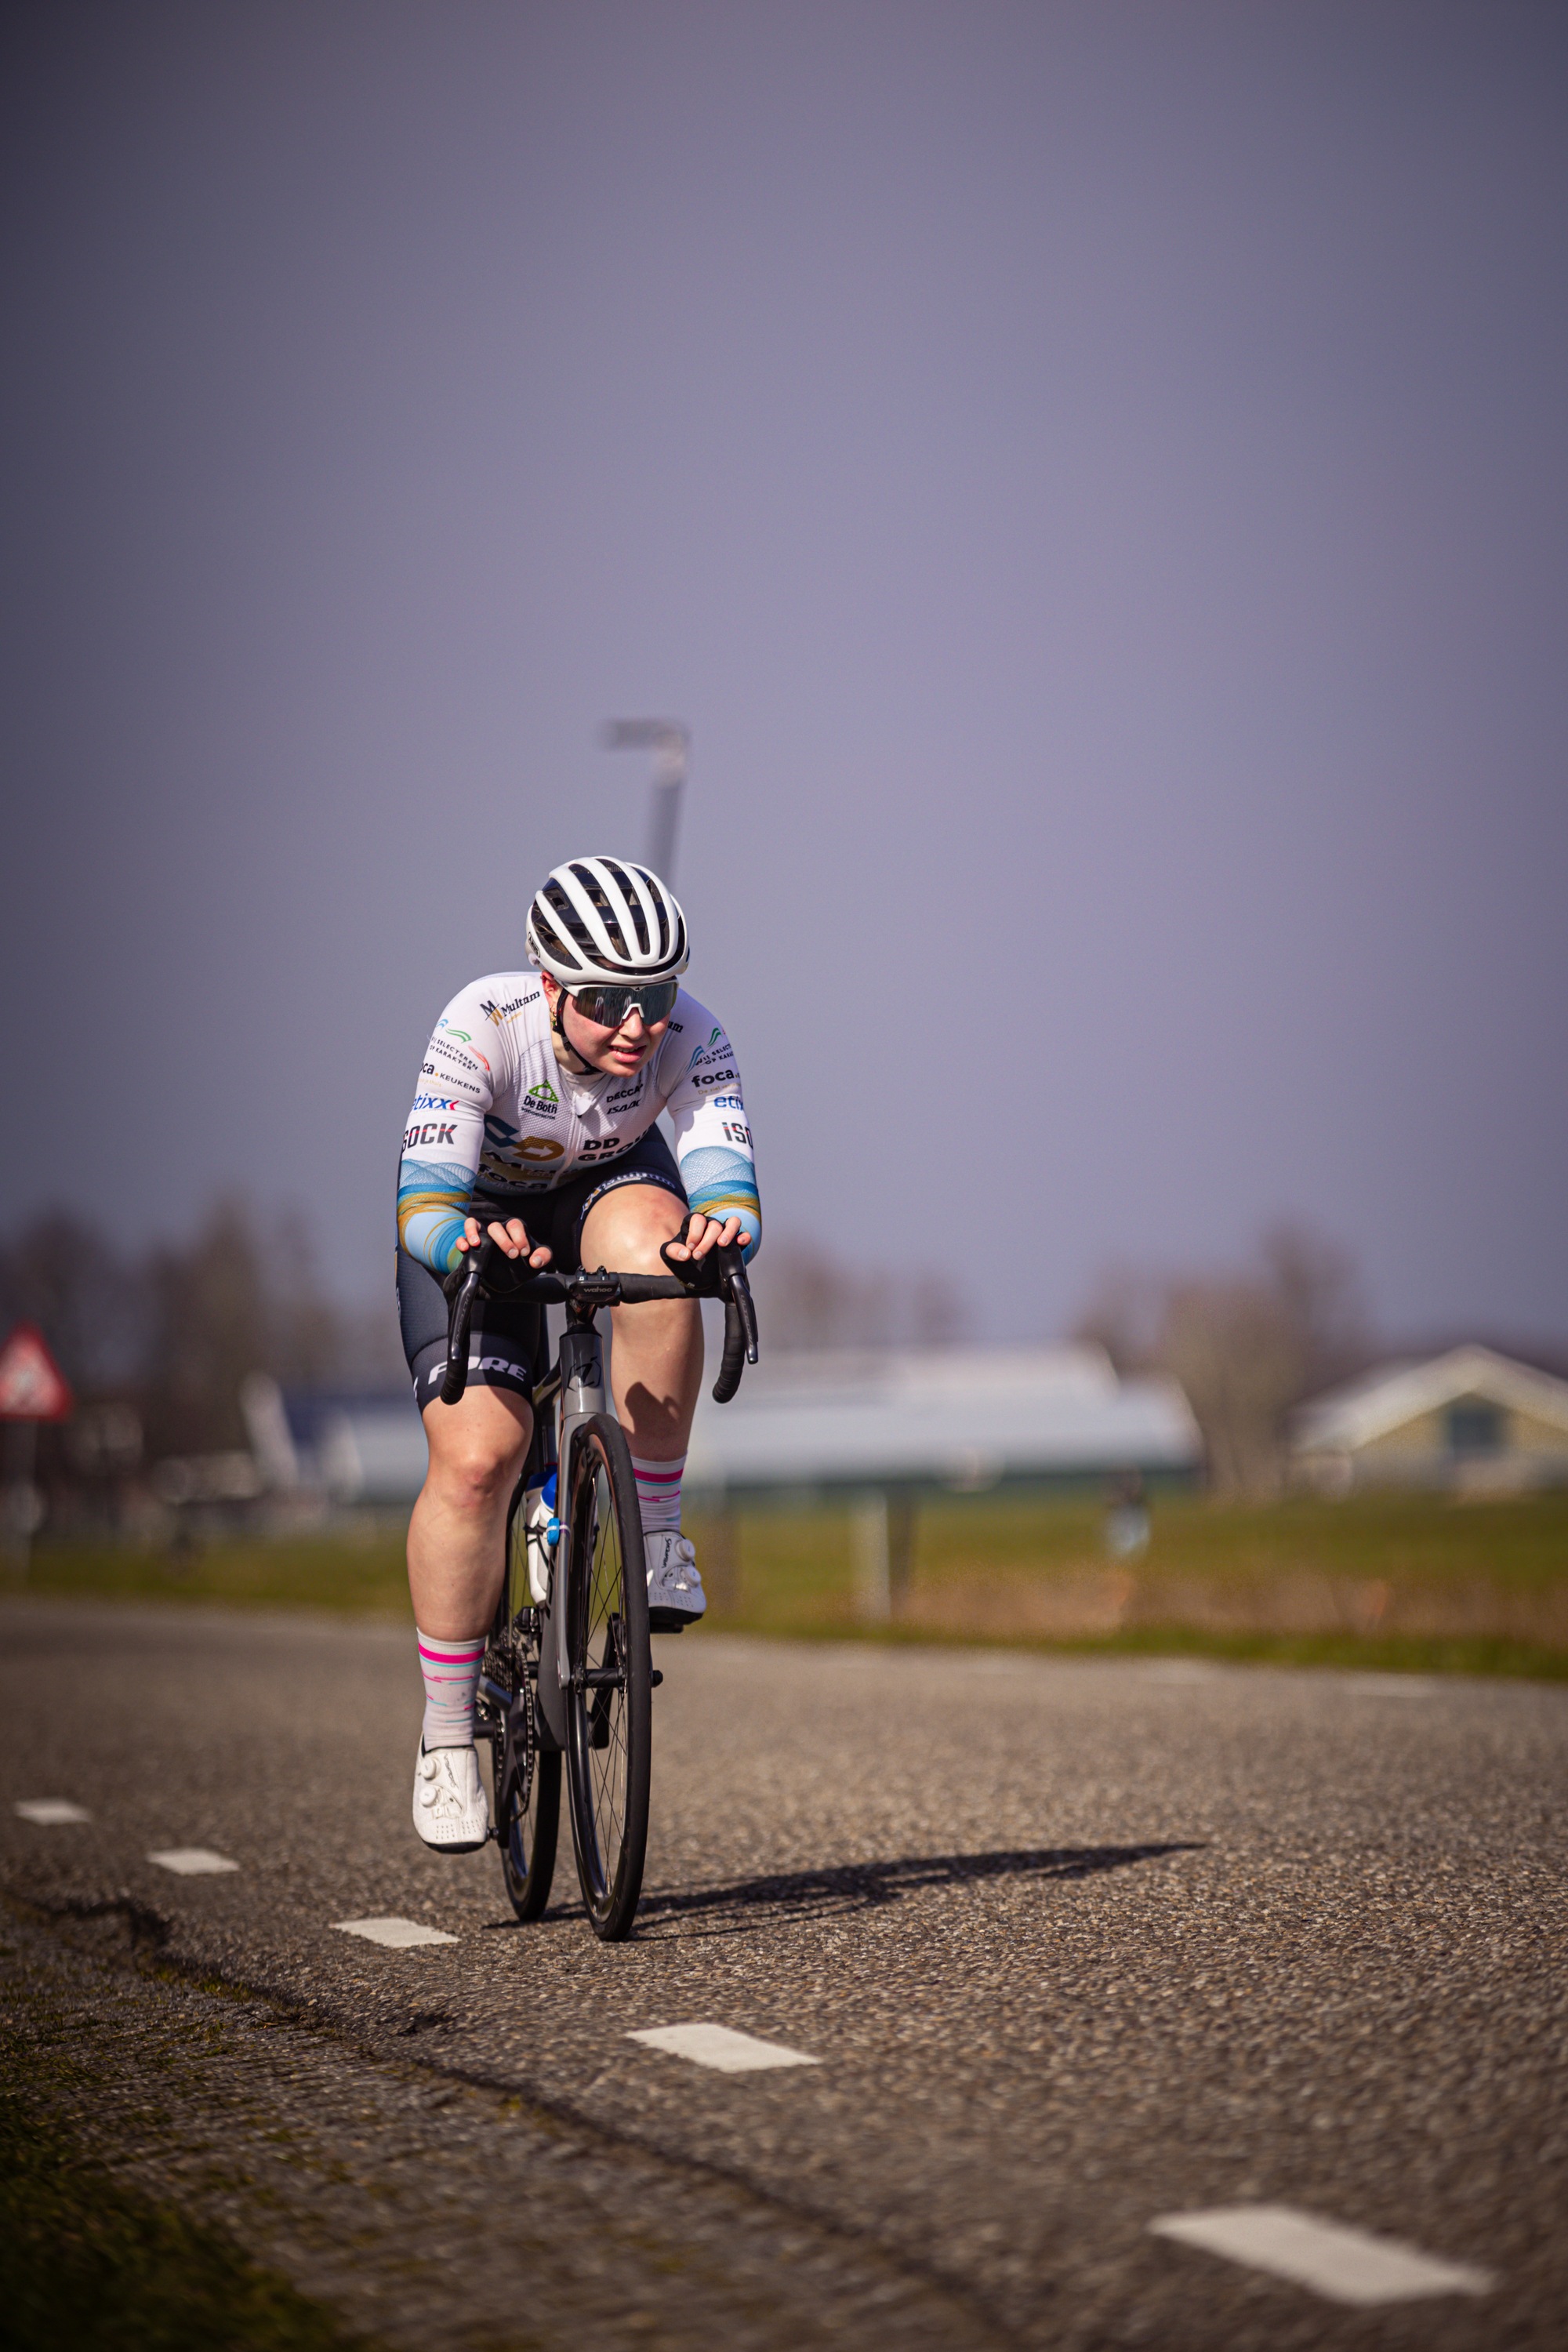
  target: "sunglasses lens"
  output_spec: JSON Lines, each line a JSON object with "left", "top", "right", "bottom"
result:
{"left": 574, "top": 980, "right": 678, "bottom": 1025}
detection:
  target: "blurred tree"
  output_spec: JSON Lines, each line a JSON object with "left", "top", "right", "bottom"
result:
{"left": 750, "top": 1239, "right": 970, "bottom": 1352}
{"left": 0, "top": 1211, "right": 146, "bottom": 1395}
{"left": 1072, "top": 1221, "right": 1372, "bottom": 1498}
{"left": 1, "top": 1198, "right": 372, "bottom": 1504}
{"left": 140, "top": 1198, "right": 346, "bottom": 1457}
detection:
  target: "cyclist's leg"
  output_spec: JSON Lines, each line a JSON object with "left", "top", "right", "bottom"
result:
{"left": 397, "top": 1238, "right": 539, "bottom": 1845}
{"left": 576, "top": 1180, "right": 700, "bottom": 1461}
{"left": 398, "top": 1234, "right": 540, "bottom": 1632}
{"left": 576, "top": 1173, "right": 706, "bottom": 1624}
{"left": 408, "top": 1383, "right": 533, "bottom": 1637}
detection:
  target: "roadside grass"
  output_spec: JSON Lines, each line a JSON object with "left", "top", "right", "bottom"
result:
{"left": 11, "top": 1525, "right": 412, "bottom": 1616}
{"left": 686, "top": 1488, "right": 1568, "bottom": 1679}
{"left": 12, "top": 1490, "right": 1568, "bottom": 1679}
{"left": 0, "top": 2038, "right": 367, "bottom": 2352}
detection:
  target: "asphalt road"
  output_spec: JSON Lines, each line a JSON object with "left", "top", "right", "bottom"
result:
{"left": 2, "top": 1597, "right": 1565, "bottom": 2350}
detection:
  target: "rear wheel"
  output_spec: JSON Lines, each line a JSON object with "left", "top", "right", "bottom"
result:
{"left": 488, "top": 1496, "right": 561, "bottom": 1922}
{"left": 563, "top": 1414, "right": 651, "bottom": 1940}
{"left": 492, "top": 1630, "right": 561, "bottom": 1921}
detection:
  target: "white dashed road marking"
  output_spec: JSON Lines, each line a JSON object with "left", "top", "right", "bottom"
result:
{"left": 146, "top": 1847, "right": 240, "bottom": 1875}
{"left": 15, "top": 1798, "right": 91, "bottom": 1824}
{"left": 1151, "top": 2205, "right": 1494, "bottom": 2306}
{"left": 333, "top": 1917, "right": 459, "bottom": 1948}
{"left": 629, "top": 2022, "right": 820, "bottom": 2073}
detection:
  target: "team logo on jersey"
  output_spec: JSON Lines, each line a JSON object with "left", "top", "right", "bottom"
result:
{"left": 431, "top": 1037, "right": 487, "bottom": 1073}
{"left": 480, "top": 993, "right": 530, "bottom": 1028}
{"left": 686, "top": 1025, "right": 724, "bottom": 1072}
{"left": 437, "top": 1023, "right": 474, "bottom": 1043}
{"left": 522, "top": 1080, "right": 559, "bottom": 1117}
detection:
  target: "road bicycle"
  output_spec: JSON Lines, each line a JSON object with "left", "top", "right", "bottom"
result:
{"left": 436, "top": 1209, "right": 757, "bottom": 1942}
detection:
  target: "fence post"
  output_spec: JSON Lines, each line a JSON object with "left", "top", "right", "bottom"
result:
{"left": 702, "top": 1497, "right": 741, "bottom": 1613}
{"left": 887, "top": 1491, "right": 917, "bottom": 1616}
{"left": 851, "top": 1491, "right": 891, "bottom": 1623}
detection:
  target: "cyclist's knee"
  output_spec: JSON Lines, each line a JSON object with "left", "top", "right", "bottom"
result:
{"left": 433, "top": 1448, "right": 516, "bottom": 1512}
{"left": 423, "top": 1394, "right": 529, "bottom": 1510}
{"left": 583, "top": 1185, "right": 684, "bottom": 1275}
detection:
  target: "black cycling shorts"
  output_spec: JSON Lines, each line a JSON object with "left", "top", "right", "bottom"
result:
{"left": 396, "top": 1124, "right": 688, "bottom": 1410}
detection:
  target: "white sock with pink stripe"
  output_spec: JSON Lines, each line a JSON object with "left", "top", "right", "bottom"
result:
{"left": 416, "top": 1628, "right": 488, "bottom": 1749}
{"left": 630, "top": 1452, "right": 684, "bottom": 1537}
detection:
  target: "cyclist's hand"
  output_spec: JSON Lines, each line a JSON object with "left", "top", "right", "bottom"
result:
{"left": 456, "top": 1214, "right": 552, "bottom": 1269}
{"left": 667, "top": 1211, "right": 752, "bottom": 1263}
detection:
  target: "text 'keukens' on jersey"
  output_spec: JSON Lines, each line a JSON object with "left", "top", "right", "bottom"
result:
{"left": 396, "top": 973, "right": 761, "bottom": 1276}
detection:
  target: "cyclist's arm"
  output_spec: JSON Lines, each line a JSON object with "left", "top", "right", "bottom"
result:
{"left": 656, "top": 1007, "right": 761, "bottom": 1264}
{"left": 396, "top": 992, "right": 494, "bottom": 1276}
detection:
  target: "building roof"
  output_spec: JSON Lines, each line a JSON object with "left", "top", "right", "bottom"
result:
{"left": 1292, "top": 1345, "right": 1568, "bottom": 1455}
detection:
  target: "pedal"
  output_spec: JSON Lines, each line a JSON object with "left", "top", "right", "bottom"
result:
{"left": 647, "top": 1610, "right": 690, "bottom": 1635}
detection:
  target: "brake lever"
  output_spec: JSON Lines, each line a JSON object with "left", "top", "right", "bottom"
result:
{"left": 716, "top": 1243, "right": 759, "bottom": 1365}
{"left": 438, "top": 1238, "right": 496, "bottom": 1406}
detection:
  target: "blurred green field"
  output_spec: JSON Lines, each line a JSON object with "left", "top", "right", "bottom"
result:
{"left": 9, "top": 1489, "right": 1567, "bottom": 1679}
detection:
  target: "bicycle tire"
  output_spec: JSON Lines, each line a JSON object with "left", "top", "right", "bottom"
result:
{"left": 491, "top": 1500, "right": 560, "bottom": 1922}
{"left": 495, "top": 1653, "right": 561, "bottom": 1922}
{"left": 563, "top": 1413, "right": 651, "bottom": 1940}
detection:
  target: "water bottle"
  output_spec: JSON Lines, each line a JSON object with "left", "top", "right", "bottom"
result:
{"left": 523, "top": 1467, "right": 559, "bottom": 1604}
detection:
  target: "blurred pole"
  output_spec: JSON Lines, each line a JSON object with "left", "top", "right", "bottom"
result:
{"left": 887, "top": 1493, "right": 917, "bottom": 1615}
{"left": 701, "top": 1495, "right": 742, "bottom": 1614}
{"left": 2, "top": 1420, "right": 38, "bottom": 1580}
{"left": 851, "top": 1492, "right": 890, "bottom": 1623}
{"left": 603, "top": 719, "right": 688, "bottom": 884}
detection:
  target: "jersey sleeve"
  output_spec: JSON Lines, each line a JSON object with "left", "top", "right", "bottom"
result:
{"left": 656, "top": 999, "right": 762, "bottom": 1262}
{"left": 396, "top": 985, "right": 494, "bottom": 1276}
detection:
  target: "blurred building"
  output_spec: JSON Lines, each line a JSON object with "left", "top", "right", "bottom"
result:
{"left": 242, "top": 1374, "right": 426, "bottom": 1509}
{"left": 250, "top": 1347, "right": 1200, "bottom": 1513}
{"left": 1290, "top": 1345, "right": 1568, "bottom": 1496}
{"left": 684, "top": 1344, "right": 1200, "bottom": 1498}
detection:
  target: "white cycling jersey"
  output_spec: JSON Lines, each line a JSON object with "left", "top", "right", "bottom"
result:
{"left": 397, "top": 971, "right": 760, "bottom": 1277}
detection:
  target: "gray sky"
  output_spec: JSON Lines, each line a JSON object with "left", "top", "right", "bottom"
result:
{"left": 4, "top": 1, "right": 1565, "bottom": 1345}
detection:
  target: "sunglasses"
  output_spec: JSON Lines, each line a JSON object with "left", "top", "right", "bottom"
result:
{"left": 567, "top": 978, "right": 680, "bottom": 1028}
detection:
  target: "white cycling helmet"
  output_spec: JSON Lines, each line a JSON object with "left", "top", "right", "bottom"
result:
{"left": 525, "top": 856, "right": 689, "bottom": 988}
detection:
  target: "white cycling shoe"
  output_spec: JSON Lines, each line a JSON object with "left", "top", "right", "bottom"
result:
{"left": 645, "top": 1531, "right": 706, "bottom": 1630}
{"left": 412, "top": 1740, "right": 489, "bottom": 1854}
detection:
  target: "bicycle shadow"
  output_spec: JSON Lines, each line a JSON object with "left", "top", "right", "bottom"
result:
{"left": 618, "top": 1839, "right": 1203, "bottom": 1940}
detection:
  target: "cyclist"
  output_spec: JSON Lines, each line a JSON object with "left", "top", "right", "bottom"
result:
{"left": 395, "top": 856, "right": 760, "bottom": 1853}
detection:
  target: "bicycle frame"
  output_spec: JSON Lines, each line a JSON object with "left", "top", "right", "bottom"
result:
{"left": 528, "top": 1298, "right": 607, "bottom": 1749}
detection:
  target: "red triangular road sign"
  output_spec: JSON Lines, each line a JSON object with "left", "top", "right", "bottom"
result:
{"left": 0, "top": 1323, "right": 74, "bottom": 1421}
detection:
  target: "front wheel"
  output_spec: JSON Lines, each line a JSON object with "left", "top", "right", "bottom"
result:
{"left": 563, "top": 1414, "right": 651, "bottom": 1940}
